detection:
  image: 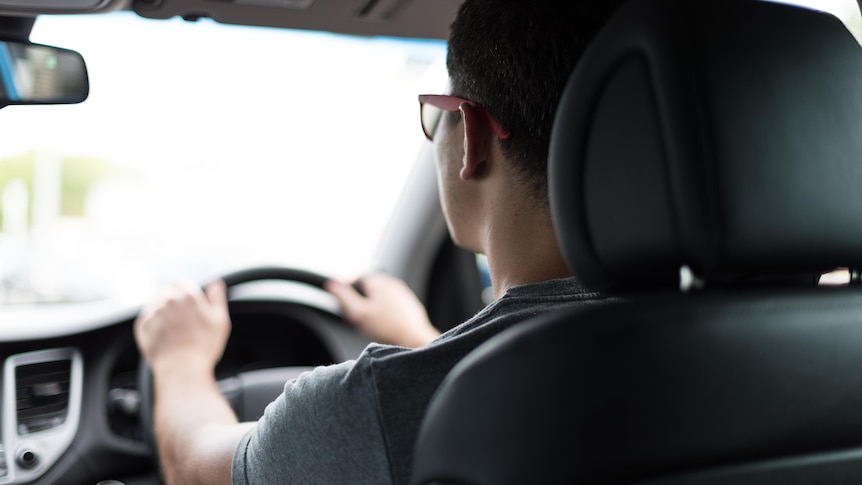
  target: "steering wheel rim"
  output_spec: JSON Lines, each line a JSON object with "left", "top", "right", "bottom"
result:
{"left": 136, "top": 265, "right": 341, "bottom": 464}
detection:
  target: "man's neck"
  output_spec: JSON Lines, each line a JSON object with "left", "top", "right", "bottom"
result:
{"left": 483, "top": 203, "right": 572, "bottom": 300}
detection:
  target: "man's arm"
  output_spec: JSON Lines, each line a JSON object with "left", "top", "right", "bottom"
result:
{"left": 135, "top": 279, "right": 250, "bottom": 485}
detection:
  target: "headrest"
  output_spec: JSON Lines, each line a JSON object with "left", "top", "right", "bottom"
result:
{"left": 549, "top": 0, "right": 862, "bottom": 292}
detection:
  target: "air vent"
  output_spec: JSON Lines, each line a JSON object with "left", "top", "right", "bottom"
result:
{"left": 15, "top": 359, "right": 72, "bottom": 435}
{"left": 0, "top": 444, "right": 6, "bottom": 477}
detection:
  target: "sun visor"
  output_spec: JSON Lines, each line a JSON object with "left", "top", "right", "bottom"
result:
{"left": 130, "top": 0, "right": 459, "bottom": 40}
{"left": 0, "top": 0, "right": 126, "bottom": 15}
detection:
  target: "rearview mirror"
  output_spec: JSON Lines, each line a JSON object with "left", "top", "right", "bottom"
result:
{"left": 0, "top": 39, "right": 89, "bottom": 109}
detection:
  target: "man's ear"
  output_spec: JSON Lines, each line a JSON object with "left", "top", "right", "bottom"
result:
{"left": 460, "top": 102, "right": 490, "bottom": 181}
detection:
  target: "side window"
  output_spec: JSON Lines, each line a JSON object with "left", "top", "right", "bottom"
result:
{"left": 475, "top": 254, "right": 494, "bottom": 305}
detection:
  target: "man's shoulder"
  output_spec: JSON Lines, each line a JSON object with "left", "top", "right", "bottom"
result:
{"left": 502, "top": 276, "right": 606, "bottom": 302}
{"left": 359, "top": 278, "right": 609, "bottom": 370}
{"left": 441, "top": 276, "right": 609, "bottom": 337}
{"left": 358, "top": 277, "right": 612, "bottom": 484}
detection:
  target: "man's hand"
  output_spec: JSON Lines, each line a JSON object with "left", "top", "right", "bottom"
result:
{"left": 134, "top": 279, "right": 231, "bottom": 374}
{"left": 325, "top": 272, "right": 440, "bottom": 348}
{"left": 133, "top": 279, "right": 244, "bottom": 485}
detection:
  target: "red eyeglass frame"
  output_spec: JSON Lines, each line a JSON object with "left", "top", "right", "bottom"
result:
{"left": 418, "top": 94, "right": 511, "bottom": 141}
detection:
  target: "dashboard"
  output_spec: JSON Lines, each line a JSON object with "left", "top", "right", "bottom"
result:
{"left": 0, "top": 287, "right": 369, "bottom": 485}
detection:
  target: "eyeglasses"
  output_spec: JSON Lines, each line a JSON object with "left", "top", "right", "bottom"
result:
{"left": 418, "top": 94, "right": 511, "bottom": 142}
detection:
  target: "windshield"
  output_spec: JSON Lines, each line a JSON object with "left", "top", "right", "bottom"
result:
{"left": 0, "top": 13, "right": 447, "bottom": 305}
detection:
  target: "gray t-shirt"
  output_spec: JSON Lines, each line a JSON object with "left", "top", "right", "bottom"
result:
{"left": 232, "top": 277, "right": 609, "bottom": 484}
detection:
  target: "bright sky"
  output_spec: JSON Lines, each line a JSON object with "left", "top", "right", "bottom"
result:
{"left": 0, "top": 12, "right": 448, "bottom": 303}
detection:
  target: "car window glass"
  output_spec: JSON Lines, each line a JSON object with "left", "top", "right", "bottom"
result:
{"left": 0, "top": 13, "right": 447, "bottom": 304}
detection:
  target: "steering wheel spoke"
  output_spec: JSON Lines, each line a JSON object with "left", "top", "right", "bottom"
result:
{"left": 218, "top": 367, "right": 315, "bottom": 421}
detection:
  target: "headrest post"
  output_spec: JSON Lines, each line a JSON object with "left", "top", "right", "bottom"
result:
{"left": 680, "top": 266, "right": 705, "bottom": 293}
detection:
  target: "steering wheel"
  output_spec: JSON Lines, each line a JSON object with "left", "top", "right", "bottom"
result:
{"left": 136, "top": 266, "right": 350, "bottom": 463}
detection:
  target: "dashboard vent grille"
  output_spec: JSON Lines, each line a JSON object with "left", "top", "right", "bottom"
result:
{"left": 15, "top": 359, "right": 72, "bottom": 435}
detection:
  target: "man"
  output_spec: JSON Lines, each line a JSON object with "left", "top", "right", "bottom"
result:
{"left": 134, "top": 1, "right": 624, "bottom": 483}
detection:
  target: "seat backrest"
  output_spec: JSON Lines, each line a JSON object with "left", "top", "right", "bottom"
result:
{"left": 411, "top": 0, "right": 862, "bottom": 483}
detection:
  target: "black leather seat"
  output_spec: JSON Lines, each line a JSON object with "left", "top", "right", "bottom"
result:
{"left": 411, "top": 0, "right": 862, "bottom": 483}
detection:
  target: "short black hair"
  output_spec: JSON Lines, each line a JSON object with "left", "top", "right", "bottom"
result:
{"left": 447, "top": 0, "right": 626, "bottom": 200}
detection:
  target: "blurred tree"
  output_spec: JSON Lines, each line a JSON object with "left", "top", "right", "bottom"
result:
{"left": 60, "top": 155, "right": 115, "bottom": 217}
{"left": 0, "top": 151, "right": 118, "bottom": 229}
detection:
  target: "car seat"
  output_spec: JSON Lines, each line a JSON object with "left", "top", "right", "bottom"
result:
{"left": 411, "top": 0, "right": 862, "bottom": 483}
